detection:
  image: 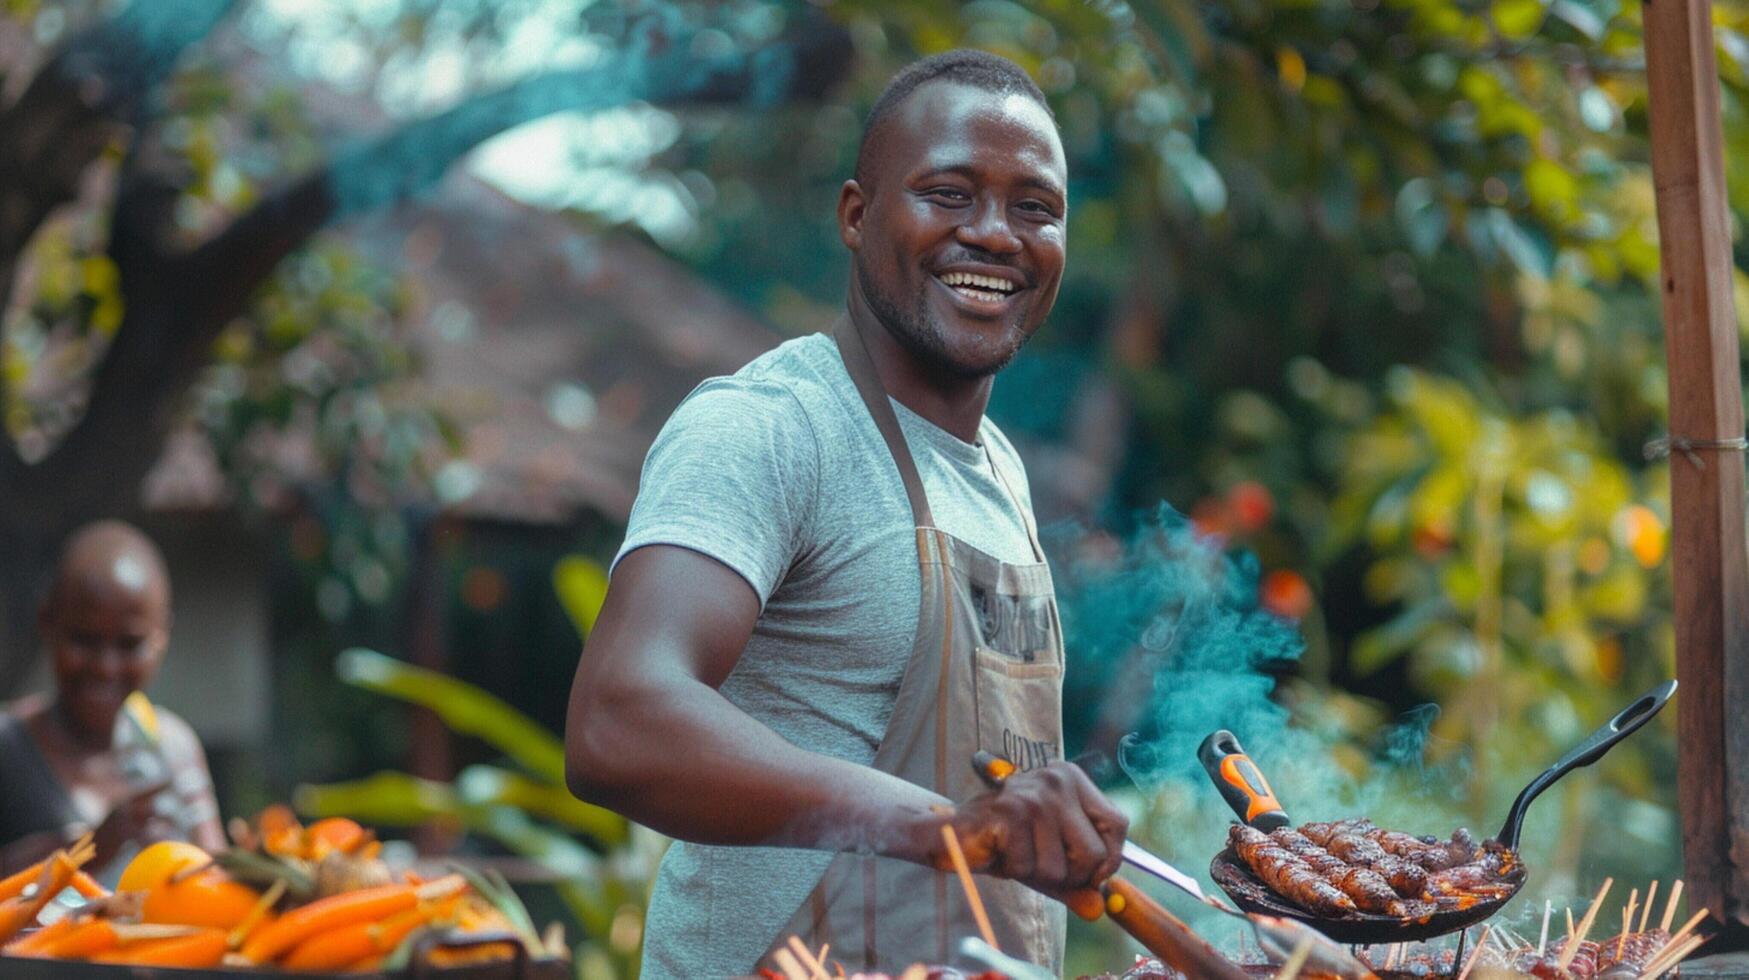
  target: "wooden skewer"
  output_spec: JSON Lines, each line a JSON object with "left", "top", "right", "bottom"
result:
{"left": 1538, "top": 899, "right": 1552, "bottom": 956}
{"left": 1661, "top": 879, "right": 1684, "bottom": 932}
{"left": 1619, "top": 903, "right": 1631, "bottom": 961}
{"left": 1640, "top": 881, "right": 1659, "bottom": 933}
{"left": 1667, "top": 908, "right": 1709, "bottom": 947}
{"left": 1272, "top": 934, "right": 1314, "bottom": 980}
{"left": 786, "top": 936, "right": 827, "bottom": 980}
{"left": 772, "top": 948, "right": 809, "bottom": 980}
{"left": 1566, "top": 907, "right": 1577, "bottom": 948}
{"left": 1456, "top": 925, "right": 1493, "bottom": 980}
{"left": 1624, "top": 887, "right": 1639, "bottom": 937}
{"left": 1558, "top": 877, "right": 1613, "bottom": 970}
{"left": 939, "top": 825, "right": 998, "bottom": 953}
{"left": 1640, "top": 933, "right": 1707, "bottom": 979}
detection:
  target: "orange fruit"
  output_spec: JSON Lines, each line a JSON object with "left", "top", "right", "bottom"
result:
{"left": 117, "top": 841, "right": 210, "bottom": 894}
{"left": 142, "top": 867, "right": 262, "bottom": 930}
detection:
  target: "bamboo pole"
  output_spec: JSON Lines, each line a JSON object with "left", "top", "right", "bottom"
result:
{"left": 1641, "top": 0, "right": 1749, "bottom": 936}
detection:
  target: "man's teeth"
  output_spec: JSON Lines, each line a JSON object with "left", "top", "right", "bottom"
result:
{"left": 939, "top": 271, "right": 1018, "bottom": 298}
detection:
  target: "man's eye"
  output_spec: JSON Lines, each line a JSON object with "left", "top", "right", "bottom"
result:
{"left": 926, "top": 188, "right": 970, "bottom": 204}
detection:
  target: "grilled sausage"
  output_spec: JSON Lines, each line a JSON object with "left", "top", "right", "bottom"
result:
{"left": 1229, "top": 826, "right": 1357, "bottom": 916}
{"left": 1362, "top": 827, "right": 1470, "bottom": 871}
{"left": 1323, "top": 832, "right": 1429, "bottom": 897}
{"left": 1297, "top": 818, "right": 1374, "bottom": 847}
{"left": 1266, "top": 829, "right": 1406, "bottom": 915}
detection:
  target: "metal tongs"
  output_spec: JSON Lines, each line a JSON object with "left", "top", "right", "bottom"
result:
{"left": 970, "top": 751, "right": 1375, "bottom": 978}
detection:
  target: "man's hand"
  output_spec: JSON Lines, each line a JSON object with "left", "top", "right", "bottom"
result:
{"left": 939, "top": 760, "right": 1128, "bottom": 897}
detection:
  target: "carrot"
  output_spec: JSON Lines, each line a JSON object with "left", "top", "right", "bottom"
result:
{"left": 226, "top": 877, "right": 286, "bottom": 950}
{"left": 2, "top": 917, "right": 79, "bottom": 956}
{"left": 0, "top": 849, "right": 83, "bottom": 943}
{"left": 280, "top": 895, "right": 458, "bottom": 971}
{"left": 35, "top": 919, "right": 118, "bottom": 959}
{"left": 68, "top": 872, "right": 107, "bottom": 899}
{"left": 90, "top": 928, "right": 227, "bottom": 967}
{"left": 0, "top": 836, "right": 95, "bottom": 902}
{"left": 241, "top": 876, "right": 461, "bottom": 963}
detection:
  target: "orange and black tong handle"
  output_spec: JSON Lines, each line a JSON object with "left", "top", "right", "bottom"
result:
{"left": 968, "top": 750, "right": 1112, "bottom": 922}
{"left": 1197, "top": 731, "right": 1290, "bottom": 831}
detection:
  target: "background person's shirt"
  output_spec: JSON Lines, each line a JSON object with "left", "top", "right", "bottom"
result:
{"left": 611, "top": 331, "right": 1041, "bottom": 978}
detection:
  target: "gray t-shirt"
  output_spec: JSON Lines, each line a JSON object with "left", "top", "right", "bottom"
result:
{"left": 613, "top": 332, "right": 1039, "bottom": 979}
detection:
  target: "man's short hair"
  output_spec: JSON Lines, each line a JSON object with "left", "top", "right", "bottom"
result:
{"left": 855, "top": 49, "right": 1055, "bottom": 184}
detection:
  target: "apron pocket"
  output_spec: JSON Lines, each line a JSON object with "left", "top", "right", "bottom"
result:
{"left": 973, "top": 647, "right": 1064, "bottom": 773}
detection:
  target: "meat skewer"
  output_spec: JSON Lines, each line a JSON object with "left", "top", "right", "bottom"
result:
{"left": 1227, "top": 827, "right": 1356, "bottom": 917}
{"left": 1266, "top": 829, "right": 1409, "bottom": 915}
{"left": 1322, "top": 831, "right": 1429, "bottom": 897}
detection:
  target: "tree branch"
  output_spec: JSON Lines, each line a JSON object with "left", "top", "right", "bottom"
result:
{"left": 0, "top": 0, "right": 237, "bottom": 490}
{"left": 26, "top": 14, "right": 852, "bottom": 521}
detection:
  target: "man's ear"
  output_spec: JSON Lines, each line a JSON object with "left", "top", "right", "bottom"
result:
{"left": 837, "top": 179, "right": 866, "bottom": 251}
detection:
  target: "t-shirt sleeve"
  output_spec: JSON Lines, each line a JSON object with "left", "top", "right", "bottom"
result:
{"left": 613, "top": 378, "right": 820, "bottom": 607}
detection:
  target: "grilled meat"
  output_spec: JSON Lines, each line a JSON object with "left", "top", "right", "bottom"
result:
{"left": 1298, "top": 819, "right": 1374, "bottom": 847}
{"left": 1229, "top": 826, "right": 1357, "bottom": 916}
{"left": 1266, "top": 829, "right": 1407, "bottom": 914}
{"left": 1322, "top": 832, "right": 1430, "bottom": 897}
{"left": 1363, "top": 828, "right": 1473, "bottom": 871}
{"left": 1593, "top": 930, "right": 1669, "bottom": 973}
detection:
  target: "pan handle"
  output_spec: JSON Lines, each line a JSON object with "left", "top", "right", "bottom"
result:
{"left": 1495, "top": 679, "right": 1677, "bottom": 849}
{"left": 1197, "top": 731, "right": 1290, "bottom": 831}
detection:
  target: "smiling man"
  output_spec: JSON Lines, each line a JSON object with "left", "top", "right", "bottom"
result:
{"left": 565, "top": 50, "right": 1127, "bottom": 977}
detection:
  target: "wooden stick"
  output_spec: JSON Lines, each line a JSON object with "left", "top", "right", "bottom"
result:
{"left": 1641, "top": 933, "right": 1707, "bottom": 979}
{"left": 1538, "top": 899, "right": 1552, "bottom": 956}
{"left": 939, "top": 825, "right": 998, "bottom": 953}
{"left": 1668, "top": 908, "right": 1709, "bottom": 947}
{"left": 1640, "top": 881, "right": 1659, "bottom": 933}
{"left": 1273, "top": 935, "right": 1313, "bottom": 980}
{"left": 1567, "top": 907, "right": 1577, "bottom": 947}
{"left": 1559, "top": 878, "right": 1613, "bottom": 970}
{"left": 1619, "top": 902, "right": 1631, "bottom": 961}
{"left": 1456, "top": 925, "right": 1493, "bottom": 980}
{"left": 1661, "top": 879, "right": 1684, "bottom": 932}
{"left": 1625, "top": 887, "right": 1639, "bottom": 937}
{"left": 786, "top": 936, "right": 828, "bottom": 980}
{"left": 772, "top": 948, "right": 809, "bottom": 980}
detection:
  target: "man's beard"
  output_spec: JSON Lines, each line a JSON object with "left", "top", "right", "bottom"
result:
{"left": 857, "top": 262, "right": 1027, "bottom": 379}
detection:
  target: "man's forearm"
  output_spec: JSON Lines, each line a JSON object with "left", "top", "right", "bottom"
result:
{"left": 567, "top": 671, "right": 948, "bottom": 863}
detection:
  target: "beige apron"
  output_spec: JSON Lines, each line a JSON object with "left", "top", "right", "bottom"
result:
{"left": 762, "top": 322, "right": 1068, "bottom": 974}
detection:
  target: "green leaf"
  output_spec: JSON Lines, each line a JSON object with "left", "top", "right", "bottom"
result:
{"left": 1395, "top": 178, "right": 1449, "bottom": 257}
{"left": 1491, "top": 0, "right": 1548, "bottom": 39}
{"left": 1487, "top": 208, "right": 1554, "bottom": 279}
{"left": 554, "top": 554, "right": 610, "bottom": 640}
{"left": 293, "top": 769, "right": 463, "bottom": 826}
{"left": 335, "top": 648, "right": 567, "bottom": 784}
{"left": 1352, "top": 601, "right": 1451, "bottom": 676}
{"left": 456, "top": 764, "right": 628, "bottom": 845}
{"left": 1551, "top": 0, "right": 1605, "bottom": 40}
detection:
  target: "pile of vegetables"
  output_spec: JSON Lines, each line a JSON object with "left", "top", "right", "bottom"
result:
{"left": 0, "top": 806, "right": 565, "bottom": 973}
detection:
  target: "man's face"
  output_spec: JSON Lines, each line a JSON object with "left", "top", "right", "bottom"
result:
{"left": 42, "top": 562, "right": 169, "bottom": 739}
{"left": 844, "top": 81, "right": 1067, "bottom": 378}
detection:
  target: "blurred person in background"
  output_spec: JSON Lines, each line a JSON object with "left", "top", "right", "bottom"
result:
{"left": 0, "top": 520, "right": 224, "bottom": 881}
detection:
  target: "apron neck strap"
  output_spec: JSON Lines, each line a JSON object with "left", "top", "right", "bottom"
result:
{"left": 832, "top": 320, "right": 935, "bottom": 529}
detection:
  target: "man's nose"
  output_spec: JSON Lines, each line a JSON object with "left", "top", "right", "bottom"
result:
{"left": 956, "top": 198, "right": 1022, "bottom": 255}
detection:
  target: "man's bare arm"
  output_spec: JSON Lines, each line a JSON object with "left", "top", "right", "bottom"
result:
{"left": 564, "top": 545, "right": 1128, "bottom": 894}
{"left": 565, "top": 544, "right": 947, "bottom": 861}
